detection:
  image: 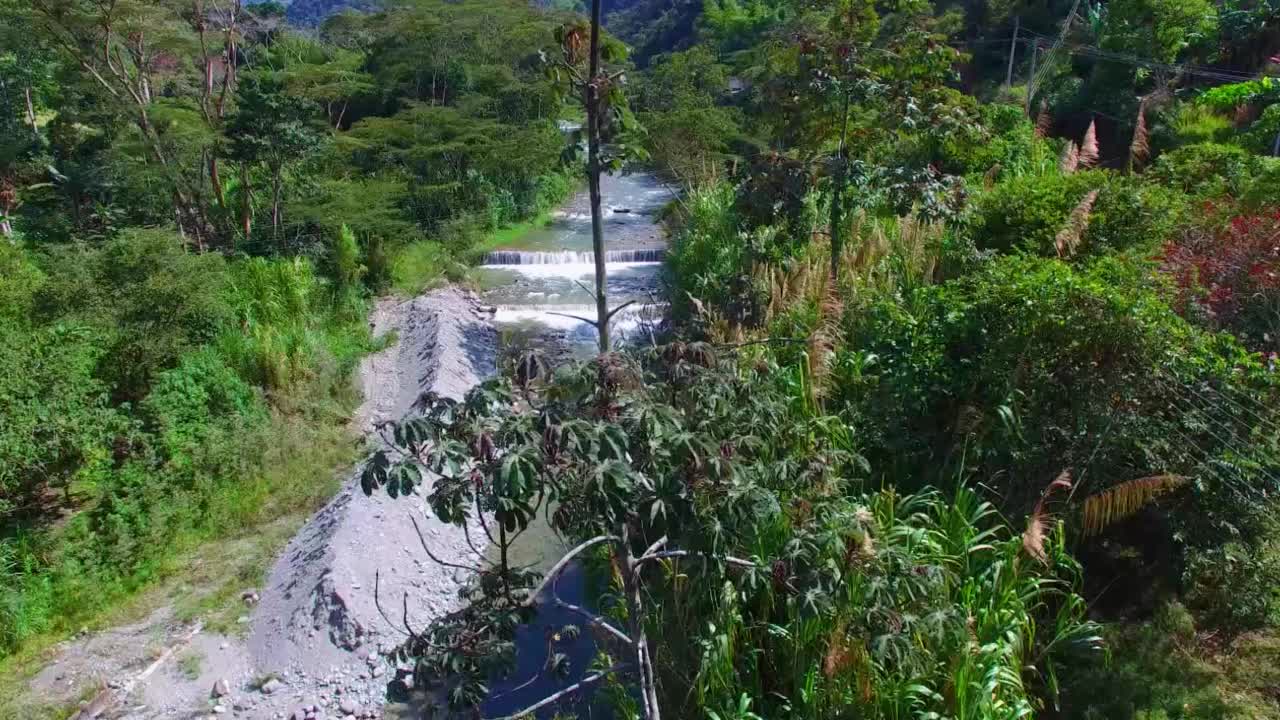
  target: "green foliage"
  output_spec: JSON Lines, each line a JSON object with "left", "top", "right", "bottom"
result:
{"left": 35, "top": 230, "right": 233, "bottom": 403}
{"left": 1100, "top": 0, "right": 1218, "bottom": 62}
{"left": 1241, "top": 104, "right": 1280, "bottom": 156}
{"left": 1198, "top": 77, "right": 1280, "bottom": 112}
{"left": 1148, "top": 143, "right": 1253, "bottom": 197}
{"left": 365, "top": 349, "right": 1100, "bottom": 718}
{"left": 846, "top": 254, "right": 1277, "bottom": 523}
{"left": 1152, "top": 102, "right": 1236, "bottom": 153}
{"left": 968, "top": 170, "right": 1187, "bottom": 257}
{"left": 1061, "top": 601, "right": 1280, "bottom": 720}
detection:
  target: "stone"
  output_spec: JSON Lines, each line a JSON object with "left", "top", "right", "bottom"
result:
{"left": 370, "top": 666, "right": 383, "bottom": 679}
{"left": 212, "top": 706, "right": 227, "bottom": 715}
{"left": 260, "top": 678, "right": 284, "bottom": 695}
{"left": 211, "top": 679, "right": 231, "bottom": 698}
{"left": 339, "top": 698, "right": 358, "bottom": 715}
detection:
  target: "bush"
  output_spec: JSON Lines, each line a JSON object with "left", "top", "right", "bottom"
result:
{"left": 35, "top": 230, "right": 232, "bottom": 403}
{"left": 1148, "top": 143, "right": 1253, "bottom": 197}
{"left": 844, "top": 254, "right": 1277, "bottom": 519}
{"left": 391, "top": 239, "right": 461, "bottom": 295}
{"left": 968, "top": 169, "right": 1187, "bottom": 257}
{"left": 1160, "top": 210, "right": 1280, "bottom": 354}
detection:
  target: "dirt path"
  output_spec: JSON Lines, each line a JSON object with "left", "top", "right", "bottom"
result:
{"left": 27, "top": 287, "right": 496, "bottom": 720}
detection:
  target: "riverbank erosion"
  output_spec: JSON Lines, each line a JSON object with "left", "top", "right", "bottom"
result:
{"left": 26, "top": 287, "right": 496, "bottom": 720}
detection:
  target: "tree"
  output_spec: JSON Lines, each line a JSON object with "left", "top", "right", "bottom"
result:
{"left": 225, "top": 70, "right": 321, "bottom": 247}
{"left": 361, "top": 354, "right": 783, "bottom": 720}
{"left": 546, "top": 6, "right": 647, "bottom": 353}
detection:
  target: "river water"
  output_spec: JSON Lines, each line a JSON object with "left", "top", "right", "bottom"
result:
{"left": 474, "top": 172, "right": 671, "bottom": 356}
{"left": 470, "top": 171, "right": 669, "bottom": 718}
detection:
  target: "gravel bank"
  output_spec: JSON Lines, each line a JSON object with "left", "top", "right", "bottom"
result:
{"left": 36, "top": 287, "right": 496, "bottom": 720}
{"left": 243, "top": 287, "right": 497, "bottom": 717}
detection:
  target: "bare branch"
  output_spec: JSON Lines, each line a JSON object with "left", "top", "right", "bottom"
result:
{"left": 605, "top": 300, "right": 636, "bottom": 321}
{"left": 483, "top": 663, "right": 630, "bottom": 720}
{"left": 641, "top": 535, "right": 669, "bottom": 558}
{"left": 411, "top": 515, "right": 485, "bottom": 573}
{"left": 634, "top": 550, "right": 756, "bottom": 578}
{"left": 546, "top": 311, "right": 599, "bottom": 327}
{"left": 523, "top": 535, "right": 620, "bottom": 608}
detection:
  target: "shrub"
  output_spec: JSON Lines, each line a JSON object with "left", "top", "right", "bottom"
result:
{"left": 1160, "top": 209, "right": 1280, "bottom": 353}
{"left": 1148, "top": 143, "right": 1253, "bottom": 197}
{"left": 844, "top": 254, "right": 1278, "bottom": 520}
{"left": 968, "top": 170, "right": 1187, "bottom": 257}
{"left": 35, "top": 230, "right": 233, "bottom": 403}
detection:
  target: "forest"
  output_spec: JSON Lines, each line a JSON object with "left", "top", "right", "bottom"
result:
{"left": 3, "top": 0, "right": 1280, "bottom": 717}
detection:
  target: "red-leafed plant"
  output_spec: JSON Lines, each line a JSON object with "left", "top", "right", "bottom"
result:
{"left": 1160, "top": 203, "right": 1280, "bottom": 354}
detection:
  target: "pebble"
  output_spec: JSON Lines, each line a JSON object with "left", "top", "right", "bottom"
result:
{"left": 212, "top": 705, "right": 227, "bottom": 715}
{"left": 212, "top": 678, "right": 231, "bottom": 698}
{"left": 261, "top": 678, "right": 284, "bottom": 695}
{"left": 339, "top": 698, "right": 358, "bottom": 714}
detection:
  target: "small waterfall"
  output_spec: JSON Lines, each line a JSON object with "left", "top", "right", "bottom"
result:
{"left": 483, "top": 249, "right": 666, "bottom": 265}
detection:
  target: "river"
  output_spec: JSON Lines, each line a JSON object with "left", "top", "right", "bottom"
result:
{"left": 474, "top": 172, "right": 672, "bottom": 357}
{"left": 472, "top": 171, "right": 669, "bottom": 718}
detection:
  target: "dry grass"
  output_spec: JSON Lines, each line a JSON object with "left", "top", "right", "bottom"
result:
{"left": 1079, "top": 119, "right": 1100, "bottom": 168}
{"left": 1054, "top": 189, "right": 1099, "bottom": 258}
{"left": 1130, "top": 103, "right": 1150, "bottom": 171}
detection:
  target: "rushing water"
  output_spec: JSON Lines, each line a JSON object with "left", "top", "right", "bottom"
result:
{"left": 469, "top": 172, "right": 669, "bottom": 718}
{"left": 474, "top": 172, "right": 672, "bottom": 357}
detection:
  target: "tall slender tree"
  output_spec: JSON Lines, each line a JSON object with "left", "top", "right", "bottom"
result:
{"left": 548, "top": 1, "right": 645, "bottom": 353}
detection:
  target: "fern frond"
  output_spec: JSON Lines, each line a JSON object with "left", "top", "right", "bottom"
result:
{"left": 1059, "top": 141, "right": 1080, "bottom": 174}
{"left": 1079, "top": 119, "right": 1099, "bottom": 168}
{"left": 1081, "top": 474, "right": 1188, "bottom": 537}
{"left": 1053, "top": 189, "right": 1099, "bottom": 259}
{"left": 1128, "top": 103, "right": 1149, "bottom": 172}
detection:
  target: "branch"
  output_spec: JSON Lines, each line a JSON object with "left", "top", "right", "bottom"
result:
{"left": 551, "top": 562, "right": 632, "bottom": 647}
{"left": 546, "top": 311, "right": 598, "bottom": 327}
{"left": 483, "top": 663, "right": 630, "bottom": 720}
{"left": 411, "top": 515, "right": 485, "bottom": 573}
{"left": 605, "top": 300, "right": 636, "bottom": 321}
{"left": 634, "top": 550, "right": 756, "bottom": 579}
{"left": 574, "top": 279, "right": 598, "bottom": 301}
{"left": 374, "top": 569, "right": 420, "bottom": 640}
{"left": 641, "top": 535, "right": 669, "bottom": 558}
{"left": 523, "top": 535, "right": 620, "bottom": 608}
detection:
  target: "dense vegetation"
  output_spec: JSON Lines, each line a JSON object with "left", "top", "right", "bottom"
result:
{"left": 365, "top": 0, "right": 1280, "bottom": 717}
{"left": 4, "top": 0, "right": 1280, "bottom": 716}
{"left": 0, "top": 0, "right": 578, "bottom": 659}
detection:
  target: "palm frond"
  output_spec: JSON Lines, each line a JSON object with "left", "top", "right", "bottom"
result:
{"left": 1081, "top": 474, "right": 1188, "bottom": 537}
{"left": 1024, "top": 470, "right": 1073, "bottom": 564}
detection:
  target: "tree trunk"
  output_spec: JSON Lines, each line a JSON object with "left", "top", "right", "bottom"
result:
{"left": 209, "top": 153, "right": 226, "bottom": 209}
{"left": 271, "top": 163, "right": 281, "bottom": 228}
{"left": 240, "top": 163, "right": 253, "bottom": 245}
{"left": 829, "top": 93, "right": 851, "bottom": 281}
{"left": 271, "top": 165, "right": 283, "bottom": 249}
{"left": 829, "top": 160, "right": 845, "bottom": 280}
{"left": 587, "top": 0, "right": 610, "bottom": 354}
{"left": 24, "top": 86, "right": 37, "bottom": 133}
